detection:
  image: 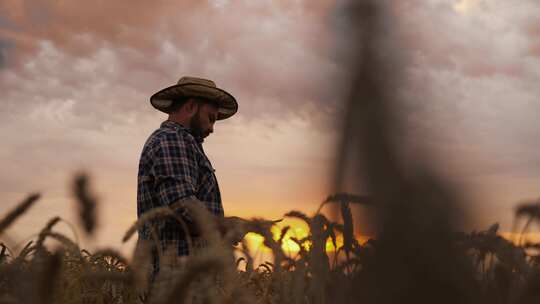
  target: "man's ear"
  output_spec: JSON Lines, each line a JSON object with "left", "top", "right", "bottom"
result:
{"left": 184, "top": 99, "right": 199, "bottom": 117}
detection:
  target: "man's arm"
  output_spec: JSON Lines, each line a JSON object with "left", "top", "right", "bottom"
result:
{"left": 151, "top": 132, "right": 201, "bottom": 236}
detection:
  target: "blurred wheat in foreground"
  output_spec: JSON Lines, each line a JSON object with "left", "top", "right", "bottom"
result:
{"left": 1, "top": 175, "right": 540, "bottom": 304}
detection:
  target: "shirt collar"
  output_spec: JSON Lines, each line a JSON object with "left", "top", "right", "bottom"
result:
{"left": 161, "top": 120, "right": 204, "bottom": 143}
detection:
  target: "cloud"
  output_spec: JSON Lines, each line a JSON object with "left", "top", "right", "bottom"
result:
{"left": 378, "top": 0, "right": 539, "bottom": 166}
{"left": 526, "top": 22, "right": 540, "bottom": 58}
{"left": 0, "top": 0, "right": 342, "bottom": 124}
{"left": 1, "top": 0, "right": 539, "bottom": 247}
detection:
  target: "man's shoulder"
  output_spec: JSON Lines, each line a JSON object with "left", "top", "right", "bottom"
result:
{"left": 144, "top": 122, "right": 198, "bottom": 151}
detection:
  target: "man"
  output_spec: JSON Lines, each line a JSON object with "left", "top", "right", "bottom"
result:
{"left": 136, "top": 76, "right": 238, "bottom": 276}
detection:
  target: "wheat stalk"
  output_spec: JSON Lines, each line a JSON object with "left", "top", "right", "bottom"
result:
{"left": 72, "top": 173, "right": 97, "bottom": 235}
{"left": 123, "top": 206, "right": 194, "bottom": 252}
{"left": 36, "top": 216, "right": 62, "bottom": 250}
{"left": 0, "top": 193, "right": 40, "bottom": 235}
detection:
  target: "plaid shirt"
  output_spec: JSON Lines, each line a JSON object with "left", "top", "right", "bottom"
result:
{"left": 137, "top": 120, "right": 223, "bottom": 261}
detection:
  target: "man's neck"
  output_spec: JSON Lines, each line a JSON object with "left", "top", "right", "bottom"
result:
{"left": 166, "top": 117, "right": 204, "bottom": 143}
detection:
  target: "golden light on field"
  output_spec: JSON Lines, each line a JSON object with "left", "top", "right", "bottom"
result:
{"left": 242, "top": 218, "right": 370, "bottom": 255}
{"left": 501, "top": 232, "right": 540, "bottom": 245}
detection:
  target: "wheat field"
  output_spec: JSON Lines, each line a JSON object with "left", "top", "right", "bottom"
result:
{"left": 1, "top": 173, "right": 540, "bottom": 304}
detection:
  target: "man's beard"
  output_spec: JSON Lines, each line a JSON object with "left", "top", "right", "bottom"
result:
{"left": 190, "top": 111, "right": 206, "bottom": 139}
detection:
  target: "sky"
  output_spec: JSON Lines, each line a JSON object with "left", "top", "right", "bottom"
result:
{"left": 1, "top": 0, "right": 539, "bottom": 256}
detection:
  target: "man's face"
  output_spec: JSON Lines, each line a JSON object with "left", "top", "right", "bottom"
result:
{"left": 190, "top": 101, "right": 218, "bottom": 139}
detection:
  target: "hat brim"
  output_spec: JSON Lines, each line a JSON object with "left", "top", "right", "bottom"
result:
{"left": 150, "top": 83, "right": 238, "bottom": 120}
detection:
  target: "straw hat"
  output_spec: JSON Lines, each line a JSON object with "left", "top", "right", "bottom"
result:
{"left": 150, "top": 76, "right": 238, "bottom": 120}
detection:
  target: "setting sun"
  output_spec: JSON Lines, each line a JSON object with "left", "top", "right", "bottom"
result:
{"left": 241, "top": 218, "right": 369, "bottom": 257}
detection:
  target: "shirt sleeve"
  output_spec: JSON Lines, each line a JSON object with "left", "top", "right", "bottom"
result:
{"left": 152, "top": 132, "right": 199, "bottom": 207}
